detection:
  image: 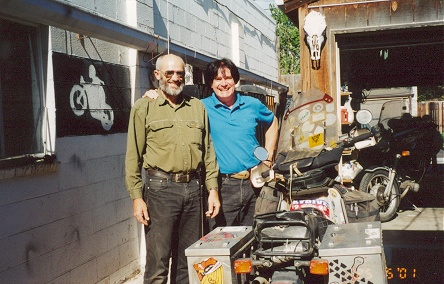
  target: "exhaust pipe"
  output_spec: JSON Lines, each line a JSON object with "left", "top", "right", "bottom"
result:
{"left": 252, "top": 276, "right": 269, "bottom": 284}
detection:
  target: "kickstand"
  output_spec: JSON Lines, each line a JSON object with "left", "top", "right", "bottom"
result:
{"left": 404, "top": 197, "right": 421, "bottom": 212}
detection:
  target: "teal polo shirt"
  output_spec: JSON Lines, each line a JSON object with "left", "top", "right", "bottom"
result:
{"left": 202, "top": 93, "right": 274, "bottom": 174}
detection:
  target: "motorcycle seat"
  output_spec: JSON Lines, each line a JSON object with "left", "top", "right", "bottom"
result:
{"left": 275, "top": 147, "right": 343, "bottom": 174}
{"left": 387, "top": 116, "right": 422, "bottom": 131}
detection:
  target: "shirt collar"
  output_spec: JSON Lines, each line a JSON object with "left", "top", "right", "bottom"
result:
{"left": 156, "top": 88, "right": 190, "bottom": 108}
{"left": 211, "top": 92, "right": 244, "bottom": 109}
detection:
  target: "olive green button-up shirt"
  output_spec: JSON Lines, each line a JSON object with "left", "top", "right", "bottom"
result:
{"left": 125, "top": 90, "right": 219, "bottom": 199}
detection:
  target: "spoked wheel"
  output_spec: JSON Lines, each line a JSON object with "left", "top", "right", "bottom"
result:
{"left": 359, "top": 169, "right": 400, "bottom": 222}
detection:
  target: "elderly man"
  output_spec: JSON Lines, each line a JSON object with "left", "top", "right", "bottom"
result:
{"left": 125, "top": 54, "right": 220, "bottom": 284}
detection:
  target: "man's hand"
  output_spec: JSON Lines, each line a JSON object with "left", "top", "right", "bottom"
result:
{"left": 133, "top": 198, "right": 149, "bottom": 225}
{"left": 143, "top": 89, "right": 159, "bottom": 99}
{"left": 205, "top": 190, "right": 220, "bottom": 219}
{"left": 262, "top": 159, "right": 273, "bottom": 168}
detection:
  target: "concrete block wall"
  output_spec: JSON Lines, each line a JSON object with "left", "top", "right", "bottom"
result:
{"left": 0, "top": 134, "right": 139, "bottom": 283}
{"left": 0, "top": 25, "right": 144, "bottom": 284}
{"left": 153, "top": 0, "right": 279, "bottom": 80}
{"left": 52, "top": 0, "right": 278, "bottom": 80}
{"left": 50, "top": 27, "right": 133, "bottom": 67}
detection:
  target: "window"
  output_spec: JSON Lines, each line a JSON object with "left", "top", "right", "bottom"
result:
{"left": 0, "top": 18, "right": 52, "bottom": 169}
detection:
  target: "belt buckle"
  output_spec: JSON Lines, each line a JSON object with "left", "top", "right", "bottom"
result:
{"left": 231, "top": 170, "right": 250, "bottom": 179}
{"left": 173, "top": 174, "right": 190, "bottom": 183}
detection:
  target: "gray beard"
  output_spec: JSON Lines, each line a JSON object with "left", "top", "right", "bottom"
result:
{"left": 159, "top": 80, "right": 184, "bottom": 96}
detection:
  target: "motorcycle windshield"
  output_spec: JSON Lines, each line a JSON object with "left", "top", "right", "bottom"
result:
{"left": 378, "top": 99, "right": 411, "bottom": 130}
{"left": 277, "top": 88, "right": 334, "bottom": 157}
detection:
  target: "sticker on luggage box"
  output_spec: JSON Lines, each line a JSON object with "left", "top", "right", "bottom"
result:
{"left": 193, "top": 257, "right": 224, "bottom": 284}
{"left": 290, "top": 199, "right": 330, "bottom": 218}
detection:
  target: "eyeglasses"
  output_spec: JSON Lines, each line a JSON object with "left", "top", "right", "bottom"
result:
{"left": 159, "top": 70, "right": 185, "bottom": 79}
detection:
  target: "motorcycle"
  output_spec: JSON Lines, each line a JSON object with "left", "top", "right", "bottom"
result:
{"left": 356, "top": 99, "right": 443, "bottom": 222}
{"left": 230, "top": 110, "right": 383, "bottom": 284}
{"left": 186, "top": 90, "right": 387, "bottom": 284}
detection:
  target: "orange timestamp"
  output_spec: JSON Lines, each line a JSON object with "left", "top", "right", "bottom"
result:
{"left": 387, "top": 267, "right": 417, "bottom": 280}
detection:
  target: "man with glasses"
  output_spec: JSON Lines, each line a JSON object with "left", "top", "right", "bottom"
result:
{"left": 125, "top": 54, "right": 220, "bottom": 284}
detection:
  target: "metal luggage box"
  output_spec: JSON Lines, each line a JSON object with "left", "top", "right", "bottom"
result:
{"left": 185, "top": 226, "right": 253, "bottom": 284}
{"left": 319, "top": 222, "right": 388, "bottom": 284}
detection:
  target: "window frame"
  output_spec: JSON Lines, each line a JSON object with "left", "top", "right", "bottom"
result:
{"left": 0, "top": 17, "right": 56, "bottom": 174}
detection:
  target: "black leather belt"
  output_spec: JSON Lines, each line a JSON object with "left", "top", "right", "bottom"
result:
{"left": 146, "top": 169, "right": 198, "bottom": 183}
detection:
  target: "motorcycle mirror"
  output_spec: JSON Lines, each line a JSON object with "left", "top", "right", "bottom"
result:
{"left": 253, "top": 146, "right": 268, "bottom": 161}
{"left": 356, "top": 109, "right": 373, "bottom": 125}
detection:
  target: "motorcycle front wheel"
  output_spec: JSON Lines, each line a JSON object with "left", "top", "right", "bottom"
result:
{"left": 359, "top": 169, "right": 400, "bottom": 222}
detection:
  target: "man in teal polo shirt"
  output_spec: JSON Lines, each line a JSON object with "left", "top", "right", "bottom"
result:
{"left": 202, "top": 58, "right": 278, "bottom": 228}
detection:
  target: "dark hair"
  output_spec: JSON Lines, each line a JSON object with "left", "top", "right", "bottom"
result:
{"left": 204, "top": 58, "right": 240, "bottom": 87}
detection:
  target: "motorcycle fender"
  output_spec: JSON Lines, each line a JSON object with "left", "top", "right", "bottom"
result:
{"left": 362, "top": 166, "right": 389, "bottom": 173}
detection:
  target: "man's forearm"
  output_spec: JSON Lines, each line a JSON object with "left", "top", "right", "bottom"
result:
{"left": 264, "top": 116, "right": 279, "bottom": 161}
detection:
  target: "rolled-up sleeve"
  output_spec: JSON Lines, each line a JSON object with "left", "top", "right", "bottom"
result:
{"left": 125, "top": 99, "right": 149, "bottom": 199}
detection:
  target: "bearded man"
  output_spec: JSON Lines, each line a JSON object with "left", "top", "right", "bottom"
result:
{"left": 125, "top": 54, "right": 220, "bottom": 284}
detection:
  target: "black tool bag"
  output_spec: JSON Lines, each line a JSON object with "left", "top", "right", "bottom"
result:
{"left": 341, "top": 189, "right": 380, "bottom": 223}
{"left": 290, "top": 169, "right": 332, "bottom": 190}
{"left": 253, "top": 211, "right": 318, "bottom": 258}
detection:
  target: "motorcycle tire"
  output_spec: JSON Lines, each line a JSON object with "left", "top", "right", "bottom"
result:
{"left": 359, "top": 169, "right": 400, "bottom": 222}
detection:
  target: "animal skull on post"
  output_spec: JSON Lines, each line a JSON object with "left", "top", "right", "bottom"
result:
{"left": 303, "top": 11, "right": 327, "bottom": 70}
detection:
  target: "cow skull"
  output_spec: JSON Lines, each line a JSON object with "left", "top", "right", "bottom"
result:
{"left": 303, "top": 11, "right": 327, "bottom": 70}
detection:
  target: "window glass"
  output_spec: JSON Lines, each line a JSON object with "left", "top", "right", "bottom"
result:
{"left": 0, "top": 19, "right": 43, "bottom": 160}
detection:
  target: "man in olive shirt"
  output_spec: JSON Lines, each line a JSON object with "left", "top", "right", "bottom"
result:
{"left": 125, "top": 54, "right": 220, "bottom": 284}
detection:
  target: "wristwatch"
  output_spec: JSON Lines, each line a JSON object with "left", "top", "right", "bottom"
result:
{"left": 208, "top": 187, "right": 218, "bottom": 192}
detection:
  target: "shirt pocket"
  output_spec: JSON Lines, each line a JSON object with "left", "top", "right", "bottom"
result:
{"left": 186, "top": 120, "right": 204, "bottom": 147}
{"left": 148, "top": 120, "right": 174, "bottom": 145}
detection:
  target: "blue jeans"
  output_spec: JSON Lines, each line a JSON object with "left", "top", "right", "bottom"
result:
{"left": 143, "top": 176, "right": 201, "bottom": 284}
{"left": 210, "top": 176, "right": 259, "bottom": 229}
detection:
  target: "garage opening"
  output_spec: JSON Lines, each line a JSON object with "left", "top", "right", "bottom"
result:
{"left": 337, "top": 25, "right": 443, "bottom": 91}
{"left": 336, "top": 25, "right": 443, "bottom": 128}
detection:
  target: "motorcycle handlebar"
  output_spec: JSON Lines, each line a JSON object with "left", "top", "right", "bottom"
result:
{"left": 342, "top": 131, "right": 373, "bottom": 147}
{"left": 257, "top": 128, "right": 379, "bottom": 179}
{"left": 261, "top": 170, "right": 270, "bottom": 179}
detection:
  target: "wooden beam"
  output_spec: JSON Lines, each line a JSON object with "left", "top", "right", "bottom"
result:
{"left": 284, "top": 0, "right": 314, "bottom": 13}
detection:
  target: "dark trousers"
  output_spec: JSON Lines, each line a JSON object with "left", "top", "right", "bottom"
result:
{"left": 143, "top": 176, "right": 201, "bottom": 284}
{"left": 210, "top": 176, "right": 259, "bottom": 229}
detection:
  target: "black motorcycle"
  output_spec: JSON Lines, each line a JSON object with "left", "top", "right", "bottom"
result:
{"left": 357, "top": 100, "right": 443, "bottom": 222}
